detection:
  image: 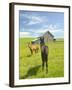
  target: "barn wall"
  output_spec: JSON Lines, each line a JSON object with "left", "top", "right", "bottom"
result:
{"left": 43, "top": 32, "right": 54, "bottom": 42}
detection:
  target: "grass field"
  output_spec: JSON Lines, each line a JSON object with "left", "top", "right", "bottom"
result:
{"left": 19, "top": 38, "right": 64, "bottom": 79}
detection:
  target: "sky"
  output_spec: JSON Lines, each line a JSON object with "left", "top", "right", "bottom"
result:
{"left": 19, "top": 10, "right": 64, "bottom": 38}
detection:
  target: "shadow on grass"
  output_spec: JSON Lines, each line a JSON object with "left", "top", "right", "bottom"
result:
{"left": 20, "top": 65, "right": 41, "bottom": 79}
{"left": 20, "top": 54, "right": 31, "bottom": 59}
{"left": 26, "top": 54, "right": 32, "bottom": 57}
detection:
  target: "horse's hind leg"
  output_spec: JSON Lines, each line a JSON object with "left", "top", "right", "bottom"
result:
{"left": 46, "top": 60, "right": 48, "bottom": 73}
{"left": 42, "top": 61, "right": 44, "bottom": 71}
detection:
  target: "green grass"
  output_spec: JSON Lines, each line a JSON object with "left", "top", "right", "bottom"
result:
{"left": 19, "top": 38, "right": 64, "bottom": 79}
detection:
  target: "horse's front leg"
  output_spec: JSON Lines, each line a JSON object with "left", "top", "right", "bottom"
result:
{"left": 35, "top": 49, "right": 37, "bottom": 53}
{"left": 33, "top": 49, "right": 35, "bottom": 55}
{"left": 29, "top": 48, "right": 32, "bottom": 56}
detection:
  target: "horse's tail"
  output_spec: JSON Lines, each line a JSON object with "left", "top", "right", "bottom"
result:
{"left": 41, "top": 45, "right": 48, "bottom": 55}
{"left": 44, "top": 45, "right": 48, "bottom": 55}
{"left": 41, "top": 45, "right": 48, "bottom": 62}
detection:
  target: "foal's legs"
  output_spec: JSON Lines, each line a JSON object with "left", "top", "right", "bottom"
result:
{"left": 30, "top": 48, "right": 33, "bottom": 55}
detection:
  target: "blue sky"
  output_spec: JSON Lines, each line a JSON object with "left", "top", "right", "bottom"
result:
{"left": 19, "top": 10, "right": 64, "bottom": 38}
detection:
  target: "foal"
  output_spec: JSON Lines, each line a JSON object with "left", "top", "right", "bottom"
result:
{"left": 40, "top": 37, "right": 48, "bottom": 73}
{"left": 28, "top": 42, "right": 39, "bottom": 55}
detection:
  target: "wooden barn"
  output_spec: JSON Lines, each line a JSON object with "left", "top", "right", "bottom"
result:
{"left": 42, "top": 31, "right": 54, "bottom": 42}
{"left": 31, "top": 31, "right": 55, "bottom": 44}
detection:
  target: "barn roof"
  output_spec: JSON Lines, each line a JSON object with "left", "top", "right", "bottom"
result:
{"left": 43, "top": 31, "right": 54, "bottom": 37}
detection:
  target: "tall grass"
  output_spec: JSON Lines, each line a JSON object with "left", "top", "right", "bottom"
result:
{"left": 19, "top": 38, "right": 64, "bottom": 79}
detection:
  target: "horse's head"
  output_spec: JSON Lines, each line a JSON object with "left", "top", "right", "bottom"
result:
{"left": 27, "top": 42, "right": 31, "bottom": 48}
{"left": 40, "top": 37, "right": 45, "bottom": 46}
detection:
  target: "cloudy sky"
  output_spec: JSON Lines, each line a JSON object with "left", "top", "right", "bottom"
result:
{"left": 19, "top": 10, "right": 64, "bottom": 38}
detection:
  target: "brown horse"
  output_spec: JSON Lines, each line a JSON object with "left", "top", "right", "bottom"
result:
{"left": 27, "top": 42, "right": 39, "bottom": 55}
{"left": 40, "top": 45, "right": 48, "bottom": 73}
{"left": 40, "top": 37, "right": 48, "bottom": 73}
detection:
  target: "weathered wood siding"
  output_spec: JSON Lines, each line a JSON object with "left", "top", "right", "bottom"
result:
{"left": 43, "top": 31, "right": 54, "bottom": 42}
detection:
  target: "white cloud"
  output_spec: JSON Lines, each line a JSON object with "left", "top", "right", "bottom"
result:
{"left": 36, "top": 29, "right": 48, "bottom": 34}
{"left": 33, "top": 24, "right": 64, "bottom": 38}
{"left": 34, "top": 28, "right": 63, "bottom": 36}
{"left": 20, "top": 31, "right": 39, "bottom": 38}
{"left": 20, "top": 24, "right": 64, "bottom": 38}
{"left": 31, "top": 16, "right": 42, "bottom": 22}
{"left": 20, "top": 13, "right": 48, "bottom": 25}
{"left": 34, "top": 24, "right": 63, "bottom": 34}
{"left": 49, "top": 29, "right": 63, "bottom": 33}
{"left": 20, "top": 32, "right": 31, "bottom": 38}
{"left": 27, "top": 16, "right": 45, "bottom": 25}
{"left": 27, "top": 20, "right": 39, "bottom": 25}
